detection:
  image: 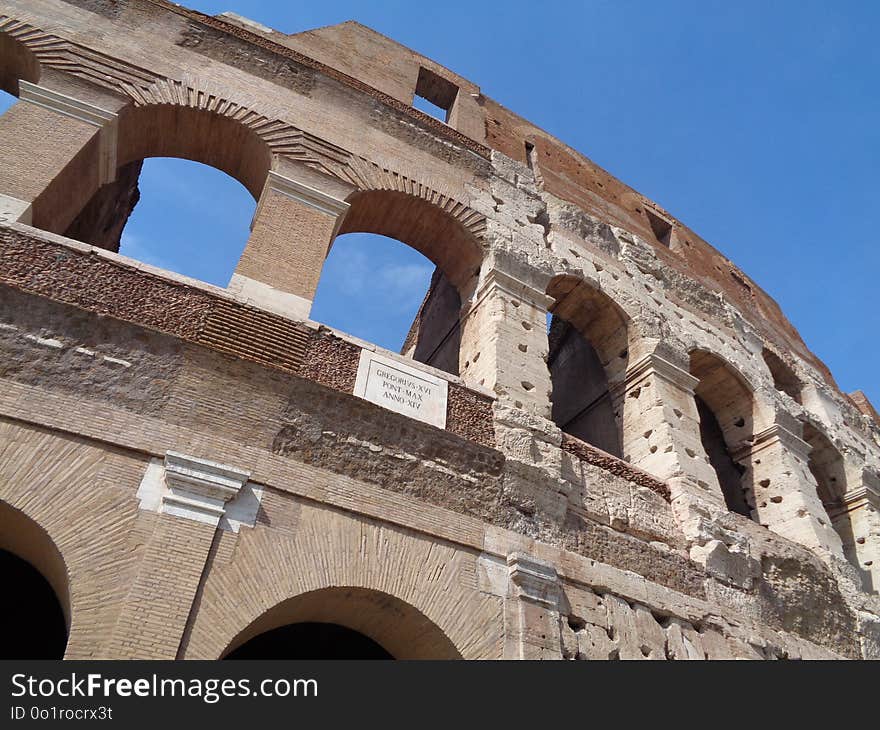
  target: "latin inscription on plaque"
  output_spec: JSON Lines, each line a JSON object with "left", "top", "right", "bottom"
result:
{"left": 353, "top": 351, "right": 448, "bottom": 429}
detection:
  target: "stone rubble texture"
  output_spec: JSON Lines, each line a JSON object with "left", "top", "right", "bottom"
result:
{"left": 0, "top": 0, "right": 878, "bottom": 660}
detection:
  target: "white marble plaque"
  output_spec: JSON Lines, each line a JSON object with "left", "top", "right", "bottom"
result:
{"left": 353, "top": 350, "right": 448, "bottom": 429}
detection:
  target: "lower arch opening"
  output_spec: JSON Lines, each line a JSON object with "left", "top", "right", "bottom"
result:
{"left": 0, "top": 548, "right": 67, "bottom": 659}
{"left": 224, "top": 622, "right": 394, "bottom": 660}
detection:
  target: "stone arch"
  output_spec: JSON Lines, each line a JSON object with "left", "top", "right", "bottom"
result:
{"left": 546, "top": 274, "right": 631, "bottom": 456}
{"left": 0, "top": 26, "right": 41, "bottom": 96}
{"left": 222, "top": 586, "right": 461, "bottom": 660}
{"left": 0, "top": 499, "right": 69, "bottom": 658}
{"left": 802, "top": 422, "right": 848, "bottom": 507}
{"left": 689, "top": 349, "right": 757, "bottom": 517}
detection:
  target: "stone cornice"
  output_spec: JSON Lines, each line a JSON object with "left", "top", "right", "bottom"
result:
{"left": 472, "top": 268, "right": 554, "bottom": 312}
{"left": 733, "top": 424, "right": 812, "bottom": 461}
{"left": 507, "top": 553, "right": 561, "bottom": 608}
{"left": 621, "top": 352, "right": 699, "bottom": 395}
{"left": 161, "top": 451, "right": 250, "bottom": 525}
{"left": 264, "top": 170, "right": 350, "bottom": 218}
{"left": 18, "top": 81, "right": 117, "bottom": 127}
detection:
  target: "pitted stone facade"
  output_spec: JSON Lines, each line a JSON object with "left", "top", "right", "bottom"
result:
{"left": 1, "top": 0, "right": 879, "bottom": 659}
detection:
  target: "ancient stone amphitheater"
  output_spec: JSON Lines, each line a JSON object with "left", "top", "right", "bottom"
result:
{"left": 0, "top": 0, "right": 878, "bottom": 660}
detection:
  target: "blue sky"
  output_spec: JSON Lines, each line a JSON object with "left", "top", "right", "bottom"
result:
{"left": 2, "top": 0, "right": 878, "bottom": 405}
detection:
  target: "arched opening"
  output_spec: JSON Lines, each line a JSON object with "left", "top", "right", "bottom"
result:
{"left": 221, "top": 587, "right": 461, "bottom": 660}
{"left": 311, "top": 233, "right": 457, "bottom": 370}
{"left": 74, "top": 158, "right": 255, "bottom": 285}
{"left": 61, "top": 104, "right": 266, "bottom": 286}
{"left": 225, "top": 622, "right": 393, "bottom": 660}
{"left": 802, "top": 422, "right": 859, "bottom": 567}
{"left": 312, "top": 191, "right": 482, "bottom": 376}
{"left": 0, "top": 501, "right": 69, "bottom": 659}
{"left": 690, "top": 350, "right": 754, "bottom": 517}
{"left": 762, "top": 348, "right": 802, "bottom": 404}
{"left": 546, "top": 275, "right": 629, "bottom": 456}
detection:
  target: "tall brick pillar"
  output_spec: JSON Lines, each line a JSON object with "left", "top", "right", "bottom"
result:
{"left": 459, "top": 268, "right": 553, "bottom": 418}
{"left": 735, "top": 422, "right": 845, "bottom": 558}
{"left": 503, "top": 553, "right": 563, "bottom": 660}
{"left": 0, "top": 80, "right": 121, "bottom": 233}
{"left": 107, "top": 452, "right": 255, "bottom": 659}
{"left": 230, "top": 170, "right": 350, "bottom": 319}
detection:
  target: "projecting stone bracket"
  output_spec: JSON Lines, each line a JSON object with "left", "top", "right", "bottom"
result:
{"left": 507, "top": 552, "right": 562, "bottom": 608}
{"left": 136, "top": 451, "right": 262, "bottom": 531}
{"left": 504, "top": 553, "right": 564, "bottom": 659}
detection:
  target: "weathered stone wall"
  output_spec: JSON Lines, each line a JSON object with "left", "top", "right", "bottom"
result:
{"left": 0, "top": 0, "right": 878, "bottom": 659}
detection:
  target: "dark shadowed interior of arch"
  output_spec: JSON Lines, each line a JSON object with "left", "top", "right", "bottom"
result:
{"left": 0, "top": 549, "right": 67, "bottom": 659}
{"left": 801, "top": 422, "right": 862, "bottom": 575}
{"left": 546, "top": 276, "right": 629, "bottom": 457}
{"left": 690, "top": 350, "right": 754, "bottom": 518}
{"left": 64, "top": 157, "right": 256, "bottom": 287}
{"left": 547, "top": 315, "right": 619, "bottom": 455}
{"left": 312, "top": 232, "right": 461, "bottom": 375}
{"left": 695, "top": 396, "right": 750, "bottom": 516}
{"left": 224, "top": 622, "right": 394, "bottom": 660}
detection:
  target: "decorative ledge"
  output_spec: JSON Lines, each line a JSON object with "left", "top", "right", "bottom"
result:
{"left": 18, "top": 81, "right": 117, "bottom": 128}
{"left": 264, "top": 170, "right": 350, "bottom": 218}
{"left": 507, "top": 553, "right": 561, "bottom": 608}
{"left": 136, "top": 451, "right": 260, "bottom": 530}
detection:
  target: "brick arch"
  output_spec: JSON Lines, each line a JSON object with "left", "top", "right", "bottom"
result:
{"left": 0, "top": 422, "right": 141, "bottom": 659}
{"left": 181, "top": 509, "right": 503, "bottom": 660}
{"left": 221, "top": 586, "right": 462, "bottom": 660}
{"left": 116, "top": 99, "right": 274, "bottom": 201}
{"left": 335, "top": 189, "right": 484, "bottom": 293}
{"left": 0, "top": 19, "right": 42, "bottom": 96}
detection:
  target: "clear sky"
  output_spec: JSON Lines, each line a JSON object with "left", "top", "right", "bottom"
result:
{"left": 3, "top": 0, "right": 878, "bottom": 405}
